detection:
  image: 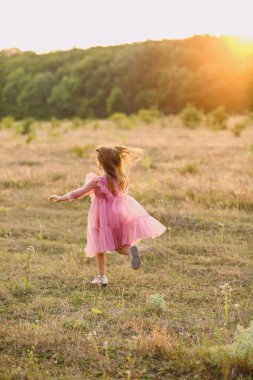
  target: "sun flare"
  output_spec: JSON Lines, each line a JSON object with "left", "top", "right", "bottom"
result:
{"left": 224, "top": 35, "right": 253, "bottom": 58}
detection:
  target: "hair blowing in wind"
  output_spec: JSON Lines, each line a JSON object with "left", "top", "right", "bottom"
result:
{"left": 96, "top": 145, "right": 143, "bottom": 194}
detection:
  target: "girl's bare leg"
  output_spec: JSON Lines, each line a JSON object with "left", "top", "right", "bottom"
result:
{"left": 115, "top": 245, "right": 130, "bottom": 255}
{"left": 116, "top": 245, "right": 141, "bottom": 270}
{"left": 96, "top": 252, "right": 105, "bottom": 275}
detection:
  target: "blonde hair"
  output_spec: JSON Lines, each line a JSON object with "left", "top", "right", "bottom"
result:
{"left": 96, "top": 145, "right": 143, "bottom": 194}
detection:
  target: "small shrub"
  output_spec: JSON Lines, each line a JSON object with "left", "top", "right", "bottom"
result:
{"left": 109, "top": 113, "right": 133, "bottom": 129}
{"left": 146, "top": 293, "right": 166, "bottom": 314}
{"left": 180, "top": 162, "right": 199, "bottom": 174}
{"left": 72, "top": 117, "right": 82, "bottom": 129}
{"left": 118, "top": 118, "right": 134, "bottom": 129}
{"left": 10, "top": 282, "right": 33, "bottom": 298}
{"left": 91, "top": 307, "right": 104, "bottom": 315}
{"left": 17, "top": 117, "right": 35, "bottom": 135}
{"left": 231, "top": 321, "right": 253, "bottom": 367}
{"left": 49, "top": 129, "right": 61, "bottom": 139}
{"left": 0, "top": 116, "right": 15, "bottom": 129}
{"left": 62, "top": 318, "right": 88, "bottom": 332}
{"left": 137, "top": 109, "right": 160, "bottom": 123}
{"left": 70, "top": 144, "right": 95, "bottom": 158}
{"left": 245, "top": 110, "right": 253, "bottom": 123}
{"left": 50, "top": 116, "right": 60, "bottom": 129}
{"left": 231, "top": 121, "right": 247, "bottom": 137}
{"left": 25, "top": 131, "right": 36, "bottom": 143}
{"left": 207, "top": 106, "right": 228, "bottom": 130}
{"left": 68, "top": 292, "right": 85, "bottom": 308}
{"left": 180, "top": 104, "right": 202, "bottom": 128}
{"left": 137, "top": 326, "right": 177, "bottom": 358}
{"left": 206, "top": 320, "right": 253, "bottom": 373}
{"left": 109, "top": 112, "right": 127, "bottom": 121}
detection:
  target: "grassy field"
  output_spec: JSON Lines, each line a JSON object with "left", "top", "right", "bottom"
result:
{"left": 0, "top": 116, "right": 253, "bottom": 379}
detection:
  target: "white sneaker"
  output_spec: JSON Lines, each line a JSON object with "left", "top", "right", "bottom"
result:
{"left": 91, "top": 274, "right": 108, "bottom": 287}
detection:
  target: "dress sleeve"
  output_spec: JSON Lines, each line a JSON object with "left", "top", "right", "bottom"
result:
{"left": 66, "top": 173, "right": 99, "bottom": 201}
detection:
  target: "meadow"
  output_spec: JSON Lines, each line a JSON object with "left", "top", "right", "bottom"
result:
{"left": 0, "top": 113, "right": 253, "bottom": 379}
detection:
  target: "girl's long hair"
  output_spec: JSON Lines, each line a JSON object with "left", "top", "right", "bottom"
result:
{"left": 96, "top": 145, "right": 143, "bottom": 194}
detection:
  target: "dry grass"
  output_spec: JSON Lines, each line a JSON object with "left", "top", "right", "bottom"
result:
{"left": 0, "top": 117, "right": 253, "bottom": 379}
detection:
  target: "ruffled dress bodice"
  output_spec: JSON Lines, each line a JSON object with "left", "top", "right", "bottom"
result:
{"left": 87, "top": 173, "right": 122, "bottom": 201}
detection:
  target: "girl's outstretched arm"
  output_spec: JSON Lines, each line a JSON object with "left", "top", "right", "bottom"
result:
{"left": 48, "top": 176, "right": 98, "bottom": 202}
{"left": 65, "top": 177, "right": 98, "bottom": 201}
{"left": 48, "top": 194, "right": 69, "bottom": 202}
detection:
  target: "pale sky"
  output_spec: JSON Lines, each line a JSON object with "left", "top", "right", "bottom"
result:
{"left": 1, "top": 0, "right": 253, "bottom": 53}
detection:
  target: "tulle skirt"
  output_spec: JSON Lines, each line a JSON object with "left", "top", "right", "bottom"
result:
{"left": 85, "top": 193, "right": 166, "bottom": 256}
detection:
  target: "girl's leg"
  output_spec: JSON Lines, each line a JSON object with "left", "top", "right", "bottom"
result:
{"left": 115, "top": 245, "right": 130, "bottom": 255}
{"left": 96, "top": 252, "right": 105, "bottom": 275}
{"left": 116, "top": 245, "right": 141, "bottom": 270}
{"left": 92, "top": 252, "right": 108, "bottom": 286}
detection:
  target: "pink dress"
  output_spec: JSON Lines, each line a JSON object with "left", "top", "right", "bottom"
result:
{"left": 66, "top": 173, "right": 167, "bottom": 257}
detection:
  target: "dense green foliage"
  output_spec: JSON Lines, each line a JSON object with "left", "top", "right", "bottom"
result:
{"left": 1, "top": 35, "right": 253, "bottom": 119}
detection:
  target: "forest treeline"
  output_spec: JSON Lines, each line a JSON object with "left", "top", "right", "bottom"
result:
{"left": 1, "top": 35, "right": 253, "bottom": 119}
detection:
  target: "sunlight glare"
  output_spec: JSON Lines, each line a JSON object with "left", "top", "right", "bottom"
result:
{"left": 225, "top": 35, "right": 253, "bottom": 58}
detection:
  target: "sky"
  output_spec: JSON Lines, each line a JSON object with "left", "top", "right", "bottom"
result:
{"left": 1, "top": 0, "right": 253, "bottom": 53}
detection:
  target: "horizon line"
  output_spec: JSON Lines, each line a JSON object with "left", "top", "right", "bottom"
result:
{"left": 0, "top": 33, "right": 251, "bottom": 56}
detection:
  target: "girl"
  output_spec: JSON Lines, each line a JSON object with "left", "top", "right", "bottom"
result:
{"left": 48, "top": 145, "right": 166, "bottom": 286}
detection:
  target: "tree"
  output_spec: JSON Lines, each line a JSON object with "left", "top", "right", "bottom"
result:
{"left": 0, "top": 36, "right": 252, "bottom": 119}
{"left": 48, "top": 76, "right": 78, "bottom": 118}
{"left": 106, "top": 87, "right": 127, "bottom": 114}
{"left": 2, "top": 68, "right": 30, "bottom": 117}
{"left": 17, "top": 72, "right": 55, "bottom": 118}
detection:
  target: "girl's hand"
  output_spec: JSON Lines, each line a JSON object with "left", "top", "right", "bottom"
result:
{"left": 48, "top": 194, "right": 61, "bottom": 202}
